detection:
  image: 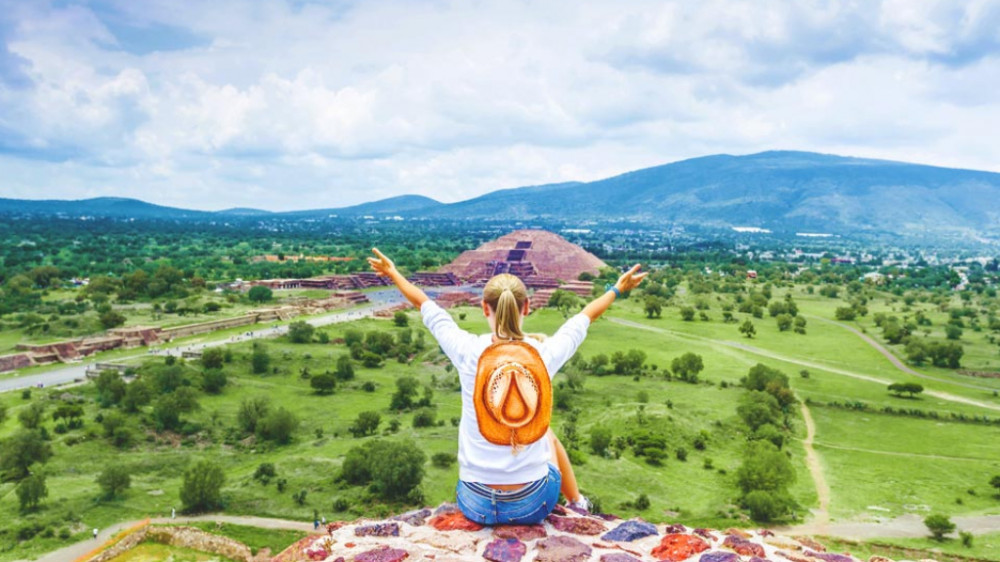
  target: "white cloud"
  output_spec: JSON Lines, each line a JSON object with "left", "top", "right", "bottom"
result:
{"left": 0, "top": 0, "right": 998, "bottom": 210}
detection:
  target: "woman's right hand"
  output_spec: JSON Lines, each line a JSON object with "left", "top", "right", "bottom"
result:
{"left": 615, "top": 264, "right": 647, "bottom": 293}
{"left": 367, "top": 248, "right": 397, "bottom": 277}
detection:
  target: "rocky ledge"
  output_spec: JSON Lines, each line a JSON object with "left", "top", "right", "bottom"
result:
{"left": 273, "top": 504, "right": 929, "bottom": 562}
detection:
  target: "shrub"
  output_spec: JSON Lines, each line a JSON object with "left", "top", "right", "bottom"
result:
{"left": 924, "top": 513, "right": 956, "bottom": 540}
{"left": 310, "top": 373, "right": 337, "bottom": 395}
{"left": 412, "top": 407, "right": 437, "bottom": 428}
{"left": 431, "top": 452, "right": 456, "bottom": 468}
{"left": 180, "top": 460, "right": 226, "bottom": 513}
{"left": 254, "top": 463, "right": 277, "bottom": 485}
{"left": 634, "top": 493, "right": 651, "bottom": 510}
{"left": 341, "top": 439, "right": 426, "bottom": 501}
{"left": 257, "top": 407, "right": 299, "bottom": 444}
{"left": 97, "top": 465, "right": 131, "bottom": 500}
{"left": 349, "top": 411, "right": 381, "bottom": 437}
{"left": 201, "top": 348, "right": 225, "bottom": 369}
{"left": 288, "top": 321, "right": 315, "bottom": 343}
{"left": 201, "top": 369, "right": 228, "bottom": 394}
{"left": 238, "top": 397, "right": 271, "bottom": 434}
{"left": 16, "top": 473, "right": 48, "bottom": 512}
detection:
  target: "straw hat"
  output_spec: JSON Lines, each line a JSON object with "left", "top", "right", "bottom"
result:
{"left": 474, "top": 340, "right": 551, "bottom": 451}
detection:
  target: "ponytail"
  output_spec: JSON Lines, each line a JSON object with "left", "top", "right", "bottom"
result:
{"left": 494, "top": 288, "right": 524, "bottom": 340}
{"left": 483, "top": 274, "right": 528, "bottom": 341}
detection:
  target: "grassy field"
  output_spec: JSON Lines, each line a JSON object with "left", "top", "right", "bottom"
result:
{"left": 154, "top": 522, "right": 305, "bottom": 556}
{"left": 823, "top": 532, "right": 1000, "bottom": 562}
{"left": 105, "top": 542, "right": 237, "bottom": 562}
{"left": 2, "top": 283, "right": 1000, "bottom": 560}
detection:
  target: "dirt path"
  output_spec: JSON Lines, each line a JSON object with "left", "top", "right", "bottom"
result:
{"left": 798, "top": 402, "right": 830, "bottom": 533}
{"left": 808, "top": 315, "right": 997, "bottom": 393}
{"left": 608, "top": 318, "right": 1000, "bottom": 413}
{"left": 32, "top": 514, "right": 313, "bottom": 562}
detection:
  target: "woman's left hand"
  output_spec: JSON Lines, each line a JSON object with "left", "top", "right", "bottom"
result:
{"left": 367, "top": 248, "right": 397, "bottom": 277}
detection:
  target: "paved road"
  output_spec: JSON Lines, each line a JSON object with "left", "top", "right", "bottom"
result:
{"left": 31, "top": 514, "right": 314, "bottom": 562}
{"left": 0, "top": 286, "right": 480, "bottom": 395}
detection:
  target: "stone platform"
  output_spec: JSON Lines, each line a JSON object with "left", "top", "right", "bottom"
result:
{"left": 275, "top": 503, "right": 920, "bottom": 562}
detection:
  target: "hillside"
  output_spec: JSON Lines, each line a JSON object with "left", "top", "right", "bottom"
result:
{"left": 3, "top": 151, "right": 1000, "bottom": 239}
{"left": 423, "top": 151, "right": 1000, "bottom": 237}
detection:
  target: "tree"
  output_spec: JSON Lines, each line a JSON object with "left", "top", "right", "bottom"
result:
{"left": 180, "top": 460, "right": 226, "bottom": 513}
{"left": 201, "top": 347, "right": 225, "bottom": 369}
{"left": 390, "top": 376, "right": 420, "bottom": 410}
{"left": 945, "top": 324, "right": 963, "bottom": 340}
{"left": 680, "top": 307, "right": 695, "bottom": 321}
{"left": 238, "top": 397, "right": 271, "bottom": 434}
{"left": 834, "top": 307, "right": 856, "bottom": 321}
{"left": 349, "top": 411, "right": 381, "bottom": 437}
{"left": 251, "top": 344, "right": 271, "bottom": 374}
{"left": 335, "top": 355, "right": 355, "bottom": 381}
{"left": 643, "top": 296, "right": 663, "bottom": 319}
{"left": 287, "top": 321, "right": 315, "bottom": 343}
{"left": 549, "top": 290, "right": 582, "bottom": 317}
{"left": 793, "top": 315, "right": 807, "bottom": 334}
{"left": 888, "top": 382, "right": 924, "bottom": 398}
{"left": 16, "top": 473, "right": 48, "bottom": 512}
{"left": 310, "top": 373, "right": 336, "bottom": 395}
{"left": 341, "top": 439, "right": 426, "bottom": 501}
{"left": 99, "top": 309, "right": 127, "bottom": 329}
{"left": 610, "top": 349, "right": 646, "bottom": 375}
{"left": 924, "top": 514, "right": 956, "bottom": 540}
{"left": 97, "top": 465, "right": 131, "bottom": 500}
{"left": 670, "top": 353, "right": 704, "bottom": 383}
{"left": 393, "top": 311, "right": 409, "bottom": 327}
{"left": 1, "top": 430, "right": 52, "bottom": 479}
{"left": 739, "top": 319, "right": 756, "bottom": 338}
{"left": 775, "top": 313, "right": 793, "bottom": 332}
{"left": 18, "top": 402, "right": 45, "bottom": 429}
{"left": 257, "top": 407, "right": 299, "bottom": 445}
{"left": 201, "top": 369, "right": 228, "bottom": 394}
{"left": 736, "top": 440, "right": 796, "bottom": 522}
{"left": 589, "top": 427, "right": 612, "bottom": 456}
{"left": 989, "top": 474, "right": 1000, "bottom": 494}
{"left": 247, "top": 286, "right": 273, "bottom": 303}
{"left": 905, "top": 339, "right": 928, "bottom": 365}
{"left": 737, "top": 391, "right": 782, "bottom": 432}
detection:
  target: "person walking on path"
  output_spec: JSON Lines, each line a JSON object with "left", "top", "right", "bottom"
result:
{"left": 368, "top": 248, "right": 645, "bottom": 525}
{"left": 92, "top": 528, "right": 98, "bottom": 540}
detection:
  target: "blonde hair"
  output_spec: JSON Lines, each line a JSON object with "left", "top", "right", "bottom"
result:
{"left": 483, "top": 274, "right": 528, "bottom": 341}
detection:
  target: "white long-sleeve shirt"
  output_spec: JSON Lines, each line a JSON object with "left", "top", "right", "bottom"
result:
{"left": 421, "top": 300, "right": 591, "bottom": 484}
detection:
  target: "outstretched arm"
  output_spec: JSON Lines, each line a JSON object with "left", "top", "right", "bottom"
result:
{"left": 367, "top": 248, "right": 428, "bottom": 308}
{"left": 581, "top": 264, "right": 647, "bottom": 322}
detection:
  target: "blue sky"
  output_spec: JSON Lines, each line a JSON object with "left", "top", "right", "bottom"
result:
{"left": 0, "top": 0, "right": 998, "bottom": 211}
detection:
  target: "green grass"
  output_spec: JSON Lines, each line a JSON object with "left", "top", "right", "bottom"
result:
{"left": 822, "top": 532, "right": 1000, "bottom": 562}
{"left": 2, "top": 289, "right": 1000, "bottom": 560}
{"left": 154, "top": 522, "right": 305, "bottom": 556}
{"left": 105, "top": 542, "right": 238, "bottom": 562}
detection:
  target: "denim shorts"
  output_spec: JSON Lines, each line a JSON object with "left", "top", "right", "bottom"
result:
{"left": 455, "top": 464, "right": 561, "bottom": 525}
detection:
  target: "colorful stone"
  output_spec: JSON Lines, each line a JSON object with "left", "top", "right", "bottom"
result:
{"left": 535, "top": 535, "right": 593, "bottom": 562}
{"left": 699, "top": 552, "right": 739, "bottom": 562}
{"left": 651, "top": 534, "right": 710, "bottom": 562}
{"left": 354, "top": 522, "right": 400, "bottom": 537}
{"left": 429, "top": 511, "right": 485, "bottom": 531}
{"left": 546, "top": 514, "right": 607, "bottom": 535}
{"left": 483, "top": 538, "right": 527, "bottom": 562}
{"left": 493, "top": 524, "right": 547, "bottom": 541}
{"left": 722, "top": 535, "right": 766, "bottom": 557}
{"left": 601, "top": 519, "right": 658, "bottom": 542}
{"left": 355, "top": 545, "right": 409, "bottom": 562}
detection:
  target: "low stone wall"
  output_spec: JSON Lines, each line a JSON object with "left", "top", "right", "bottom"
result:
{"left": 86, "top": 525, "right": 256, "bottom": 562}
{"left": 0, "top": 352, "right": 33, "bottom": 373}
{"left": 161, "top": 314, "right": 257, "bottom": 339}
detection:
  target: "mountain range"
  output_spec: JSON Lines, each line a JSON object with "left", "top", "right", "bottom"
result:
{"left": 3, "top": 151, "right": 998, "bottom": 239}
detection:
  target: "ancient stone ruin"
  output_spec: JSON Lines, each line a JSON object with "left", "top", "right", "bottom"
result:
{"left": 439, "top": 230, "right": 606, "bottom": 287}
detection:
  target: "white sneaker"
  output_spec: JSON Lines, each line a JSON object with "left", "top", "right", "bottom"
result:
{"left": 566, "top": 495, "right": 592, "bottom": 513}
